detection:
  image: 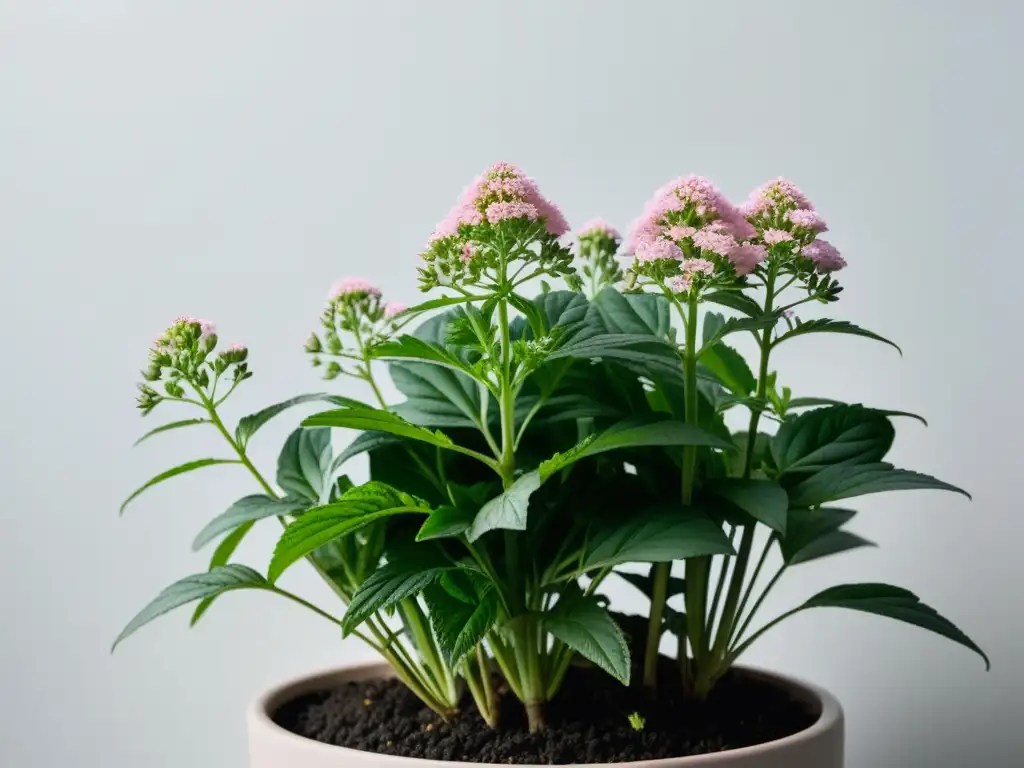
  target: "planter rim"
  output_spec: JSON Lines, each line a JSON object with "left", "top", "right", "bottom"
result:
{"left": 248, "top": 661, "right": 843, "bottom": 767}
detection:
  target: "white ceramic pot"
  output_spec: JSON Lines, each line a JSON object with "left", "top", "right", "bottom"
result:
{"left": 248, "top": 662, "right": 844, "bottom": 768}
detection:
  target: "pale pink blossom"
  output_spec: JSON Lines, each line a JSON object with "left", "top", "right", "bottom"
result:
{"left": 670, "top": 274, "right": 692, "bottom": 293}
{"left": 383, "top": 301, "right": 407, "bottom": 318}
{"left": 691, "top": 228, "right": 738, "bottom": 257}
{"left": 225, "top": 343, "right": 246, "bottom": 353}
{"left": 802, "top": 239, "right": 847, "bottom": 272}
{"left": 665, "top": 225, "right": 698, "bottom": 241}
{"left": 743, "top": 178, "right": 815, "bottom": 215}
{"left": 329, "top": 277, "right": 382, "bottom": 300}
{"left": 461, "top": 243, "right": 476, "bottom": 263}
{"left": 626, "top": 175, "right": 751, "bottom": 252}
{"left": 728, "top": 243, "right": 768, "bottom": 276}
{"left": 635, "top": 238, "right": 683, "bottom": 263}
{"left": 429, "top": 162, "right": 569, "bottom": 242}
{"left": 486, "top": 201, "right": 539, "bottom": 224}
{"left": 577, "top": 218, "right": 621, "bottom": 240}
{"left": 763, "top": 228, "right": 795, "bottom": 245}
{"left": 682, "top": 258, "right": 715, "bottom": 276}
{"left": 786, "top": 208, "right": 828, "bottom": 233}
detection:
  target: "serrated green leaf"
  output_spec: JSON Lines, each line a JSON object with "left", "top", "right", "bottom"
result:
{"left": 700, "top": 314, "right": 778, "bottom": 353}
{"left": 581, "top": 505, "right": 734, "bottom": 572}
{"left": 236, "top": 394, "right": 343, "bottom": 446}
{"left": 331, "top": 431, "right": 403, "bottom": 474}
{"left": 268, "top": 482, "right": 431, "bottom": 582}
{"left": 705, "top": 478, "right": 789, "bottom": 534}
{"left": 303, "top": 406, "right": 455, "bottom": 449}
{"left": 276, "top": 427, "right": 333, "bottom": 503}
{"left": 703, "top": 291, "right": 765, "bottom": 318}
{"left": 417, "top": 504, "right": 476, "bottom": 541}
{"left": 192, "top": 495, "right": 308, "bottom": 551}
{"left": 786, "top": 462, "right": 970, "bottom": 507}
{"left": 120, "top": 458, "right": 239, "bottom": 514}
{"left": 700, "top": 343, "right": 756, "bottom": 396}
{"left": 546, "top": 586, "right": 631, "bottom": 684}
{"left": 466, "top": 471, "right": 541, "bottom": 542}
{"left": 787, "top": 529, "right": 875, "bottom": 565}
{"left": 780, "top": 507, "right": 858, "bottom": 564}
{"left": 371, "top": 335, "right": 479, "bottom": 378}
{"left": 539, "top": 416, "right": 734, "bottom": 481}
{"left": 189, "top": 524, "right": 254, "bottom": 626}
{"left": 614, "top": 569, "right": 686, "bottom": 600}
{"left": 771, "top": 405, "right": 895, "bottom": 475}
{"left": 114, "top": 565, "right": 269, "bottom": 649}
{"left": 588, "top": 288, "right": 672, "bottom": 338}
{"left": 800, "top": 583, "right": 988, "bottom": 668}
{"left": 774, "top": 318, "right": 901, "bottom": 355}
{"left": 342, "top": 555, "right": 450, "bottom": 636}
{"left": 424, "top": 582, "right": 499, "bottom": 668}
{"left": 133, "top": 418, "right": 210, "bottom": 447}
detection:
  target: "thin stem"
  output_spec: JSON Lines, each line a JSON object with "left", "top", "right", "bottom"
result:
{"left": 271, "top": 586, "right": 347, "bottom": 629}
{"left": 723, "top": 606, "right": 804, "bottom": 667}
{"left": 730, "top": 563, "right": 787, "bottom": 653}
{"left": 729, "top": 533, "right": 775, "bottom": 648}
{"left": 705, "top": 525, "right": 736, "bottom": 647}
{"left": 642, "top": 562, "right": 670, "bottom": 690}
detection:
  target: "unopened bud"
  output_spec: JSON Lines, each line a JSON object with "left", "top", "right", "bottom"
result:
{"left": 324, "top": 361, "right": 342, "bottom": 380}
{"left": 304, "top": 333, "right": 322, "bottom": 354}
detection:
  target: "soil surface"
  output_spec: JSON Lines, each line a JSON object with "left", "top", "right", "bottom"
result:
{"left": 273, "top": 657, "right": 818, "bottom": 764}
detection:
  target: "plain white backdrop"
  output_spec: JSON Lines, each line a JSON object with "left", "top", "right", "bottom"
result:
{"left": 1, "top": 1, "right": 1021, "bottom": 766}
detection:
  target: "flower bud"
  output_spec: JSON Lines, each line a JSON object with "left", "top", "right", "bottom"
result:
{"left": 304, "top": 333, "right": 322, "bottom": 354}
{"left": 324, "top": 361, "right": 342, "bottom": 380}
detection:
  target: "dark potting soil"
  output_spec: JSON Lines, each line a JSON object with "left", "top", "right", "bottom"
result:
{"left": 273, "top": 658, "right": 819, "bottom": 764}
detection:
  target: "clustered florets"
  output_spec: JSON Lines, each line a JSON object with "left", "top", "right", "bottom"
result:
{"left": 137, "top": 317, "right": 249, "bottom": 414}
{"left": 623, "top": 174, "right": 846, "bottom": 298}
{"left": 306, "top": 277, "right": 405, "bottom": 380}
{"left": 418, "top": 162, "right": 577, "bottom": 292}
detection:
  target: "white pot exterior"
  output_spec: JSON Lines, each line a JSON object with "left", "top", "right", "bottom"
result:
{"left": 248, "top": 662, "right": 844, "bottom": 768}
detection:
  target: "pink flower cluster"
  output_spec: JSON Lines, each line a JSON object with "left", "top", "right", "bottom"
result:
{"left": 802, "top": 240, "right": 847, "bottom": 272}
{"left": 626, "top": 175, "right": 755, "bottom": 254}
{"left": 577, "top": 218, "right": 621, "bottom": 241}
{"left": 383, "top": 301, "right": 407, "bottom": 318}
{"left": 430, "top": 162, "right": 570, "bottom": 242}
{"left": 154, "top": 316, "right": 216, "bottom": 352}
{"left": 742, "top": 178, "right": 816, "bottom": 216}
{"left": 329, "top": 277, "right": 382, "bottom": 300}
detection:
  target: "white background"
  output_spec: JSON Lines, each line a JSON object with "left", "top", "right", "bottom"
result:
{"left": 1, "top": 1, "right": 1021, "bottom": 766}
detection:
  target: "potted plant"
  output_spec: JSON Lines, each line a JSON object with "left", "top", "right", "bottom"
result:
{"left": 116, "top": 163, "right": 988, "bottom": 767}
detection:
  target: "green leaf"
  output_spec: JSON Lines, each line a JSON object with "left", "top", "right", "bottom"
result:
{"left": 700, "top": 343, "right": 756, "bottom": 396}
{"left": 113, "top": 565, "right": 269, "bottom": 650}
{"left": 534, "top": 290, "right": 590, "bottom": 333}
{"left": 120, "top": 458, "right": 239, "bottom": 514}
{"left": 466, "top": 471, "right": 542, "bottom": 542}
{"left": 787, "top": 530, "right": 875, "bottom": 565}
{"left": 507, "top": 292, "right": 551, "bottom": 338}
{"left": 588, "top": 288, "right": 672, "bottom": 338}
{"left": 371, "top": 335, "right": 478, "bottom": 378}
{"left": 192, "top": 495, "right": 308, "bottom": 551}
{"left": 700, "top": 314, "right": 778, "bottom": 353}
{"left": 389, "top": 313, "right": 483, "bottom": 428}
{"left": 268, "top": 482, "right": 431, "bottom": 582}
{"left": 331, "top": 431, "right": 403, "bottom": 473}
{"left": 786, "top": 462, "right": 971, "bottom": 507}
{"left": 774, "top": 318, "right": 901, "bottom": 355}
{"left": 424, "top": 582, "right": 500, "bottom": 668}
{"left": 614, "top": 569, "right": 686, "bottom": 600}
{"left": 772, "top": 405, "right": 895, "bottom": 475}
{"left": 236, "top": 394, "right": 338, "bottom": 446}
{"left": 417, "top": 504, "right": 476, "bottom": 541}
{"left": 400, "top": 294, "right": 490, "bottom": 315}
{"left": 705, "top": 478, "right": 789, "bottom": 534}
{"left": 786, "top": 397, "right": 845, "bottom": 411}
{"left": 545, "top": 586, "right": 631, "bottom": 684}
{"left": 539, "top": 416, "right": 734, "bottom": 481}
{"left": 581, "top": 505, "right": 734, "bottom": 572}
{"left": 276, "top": 427, "right": 333, "bottom": 503}
{"left": 342, "top": 555, "right": 451, "bottom": 636}
{"left": 800, "top": 583, "right": 988, "bottom": 669}
{"left": 780, "top": 507, "right": 858, "bottom": 565}
{"left": 303, "top": 406, "right": 456, "bottom": 450}
{"left": 189, "top": 524, "right": 254, "bottom": 626}
{"left": 133, "top": 418, "right": 210, "bottom": 447}
{"left": 516, "top": 394, "right": 620, "bottom": 426}
{"left": 703, "top": 291, "right": 765, "bottom": 318}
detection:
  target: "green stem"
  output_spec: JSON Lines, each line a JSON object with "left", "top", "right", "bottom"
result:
{"left": 705, "top": 525, "right": 736, "bottom": 645}
{"left": 730, "top": 563, "right": 787, "bottom": 652}
{"left": 728, "top": 533, "right": 775, "bottom": 648}
{"left": 642, "top": 562, "right": 670, "bottom": 689}
{"left": 401, "top": 598, "right": 457, "bottom": 703}
{"left": 704, "top": 269, "right": 778, "bottom": 691}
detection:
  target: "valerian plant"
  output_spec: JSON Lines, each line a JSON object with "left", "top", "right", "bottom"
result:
{"left": 115, "top": 162, "right": 987, "bottom": 735}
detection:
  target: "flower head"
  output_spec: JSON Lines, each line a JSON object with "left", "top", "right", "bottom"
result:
{"left": 743, "top": 178, "right": 815, "bottom": 215}
{"left": 329, "top": 277, "right": 381, "bottom": 300}
{"left": 383, "top": 301, "right": 407, "bottom": 319}
{"left": 665, "top": 225, "right": 698, "bottom": 241}
{"left": 626, "top": 175, "right": 752, "bottom": 254}
{"left": 577, "top": 218, "right": 621, "bottom": 241}
{"left": 691, "top": 228, "right": 738, "bottom": 257}
{"left": 786, "top": 208, "right": 828, "bottom": 233}
{"left": 635, "top": 238, "right": 683, "bottom": 263}
{"left": 429, "top": 161, "right": 569, "bottom": 242}
{"left": 682, "top": 258, "right": 715, "bottom": 276}
{"left": 802, "top": 239, "right": 847, "bottom": 272}
{"left": 670, "top": 274, "right": 692, "bottom": 293}
{"left": 728, "top": 243, "right": 767, "bottom": 276}
{"left": 762, "top": 228, "right": 795, "bottom": 245}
